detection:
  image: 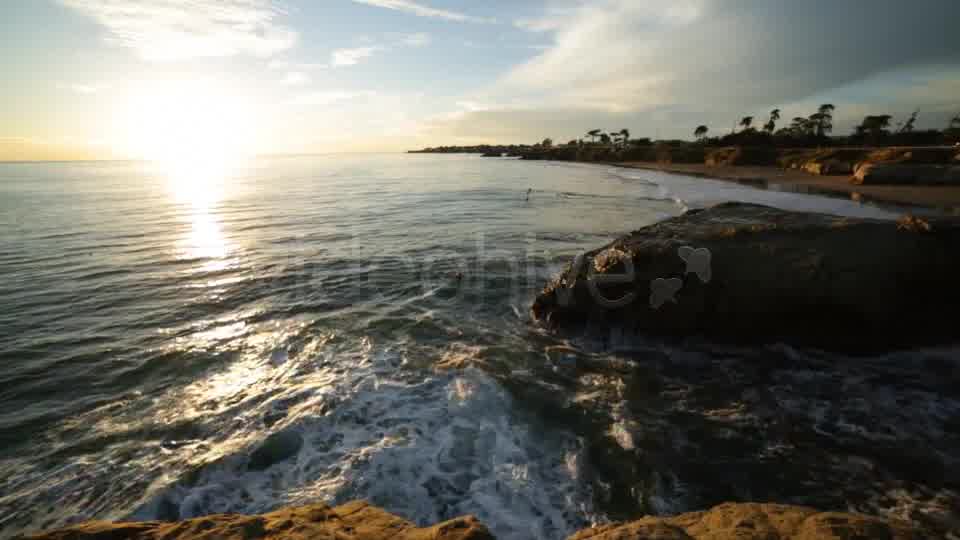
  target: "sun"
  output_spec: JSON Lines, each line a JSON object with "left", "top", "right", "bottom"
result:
{"left": 116, "top": 79, "right": 260, "bottom": 203}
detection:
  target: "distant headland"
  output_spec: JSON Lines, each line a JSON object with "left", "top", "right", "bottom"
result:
{"left": 409, "top": 105, "right": 960, "bottom": 208}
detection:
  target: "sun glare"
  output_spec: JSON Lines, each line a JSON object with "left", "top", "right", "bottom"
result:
{"left": 113, "top": 79, "right": 258, "bottom": 264}
{"left": 117, "top": 79, "right": 260, "bottom": 204}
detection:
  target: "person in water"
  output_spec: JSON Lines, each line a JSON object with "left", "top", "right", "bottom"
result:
{"left": 525, "top": 188, "right": 532, "bottom": 201}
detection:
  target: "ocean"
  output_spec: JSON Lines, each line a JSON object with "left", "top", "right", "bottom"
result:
{"left": 1, "top": 154, "right": 957, "bottom": 538}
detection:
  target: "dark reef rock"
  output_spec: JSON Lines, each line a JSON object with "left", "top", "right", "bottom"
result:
{"left": 248, "top": 430, "right": 303, "bottom": 471}
{"left": 852, "top": 163, "right": 960, "bottom": 185}
{"left": 532, "top": 202, "right": 960, "bottom": 351}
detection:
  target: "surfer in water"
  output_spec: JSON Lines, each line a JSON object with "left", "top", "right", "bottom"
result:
{"left": 525, "top": 188, "right": 532, "bottom": 201}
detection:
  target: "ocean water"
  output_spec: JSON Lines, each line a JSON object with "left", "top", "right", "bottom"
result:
{"left": 1, "top": 154, "right": 958, "bottom": 539}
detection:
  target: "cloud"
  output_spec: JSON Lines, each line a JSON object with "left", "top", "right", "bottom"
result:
{"left": 331, "top": 46, "right": 381, "bottom": 66}
{"left": 289, "top": 90, "right": 377, "bottom": 106}
{"left": 63, "top": 83, "right": 110, "bottom": 94}
{"left": 281, "top": 72, "right": 310, "bottom": 86}
{"left": 349, "top": 0, "right": 491, "bottom": 23}
{"left": 497, "top": 0, "right": 960, "bottom": 113}
{"left": 427, "top": 0, "right": 959, "bottom": 141}
{"left": 326, "top": 33, "right": 428, "bottom": 68}
{"left": 400, "top": 32, "right": 431, "bottom": 47}
{"left": 268, "top": 59, "right": 328, "bottom": 71}
{"left": 455, "top": 101, "right": 497, "bottom": 112}
{"left": 59, "top": 0, "right": 296, "bottom": 61}
{"left": 513, "top": 17, "right": 564, "bottom": 33}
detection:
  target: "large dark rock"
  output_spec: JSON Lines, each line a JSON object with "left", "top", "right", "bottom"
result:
{"left": 852, "top": 163, "right": 960, "bottom": 185}
{"left": 532, "top": 202, "right": 960, "bottom": 351}
{"left": 248, "top": 430, "right": 303, "bottom": 471}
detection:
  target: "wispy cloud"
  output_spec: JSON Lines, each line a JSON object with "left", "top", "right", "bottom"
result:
{"left": 289, "top": 90, "right": 377, "bottom": 106}
{"left": 331, "top": 46, "right": 381, "bottom": 67}
{"left": 326, "top": 33, "right": 428, "bottom": 68}
{"left": 498, "top": 0, "right": 960, "bottom": 113}
{"left": 455, "top": 100, "right": 495, "bottom": 112}
{"left": 400, "top": 32, "right": 431, "bottom": 47}
{"left": 427, "top": 0, "right": 960, "bottom": 143}
{"left": 268, "top": 59, "right": 328, "bottom": 71}
{"left": 59, "top": 0, "right": 296, "bottom": 61}
{"left": 349, "top": 0, "right": 490, "bottom": 23}
{"left": 62, "top": 83, "right": 110, "bottom": 94}
{"left": 513, "top": 17, "right": 564, "bottom": 33}
{"left": 281, "top": 72, "right": 310, "bottom": 86}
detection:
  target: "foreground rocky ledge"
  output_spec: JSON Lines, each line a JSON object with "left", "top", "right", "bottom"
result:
{"left": 532, "top": 202, "right": 960, "bottom": 350}
{"left": 570, "top": 502, "right": 922, "bottom": 539}
{"left": 18, "top": 501, "right": 493, "bottom": 540}
{"left": 20, "top": 501, "right": 923, "bottom": 540}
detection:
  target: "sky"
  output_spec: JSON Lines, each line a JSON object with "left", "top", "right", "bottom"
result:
{"left": 1, "top": 0, "right": 959, "bottom": 160}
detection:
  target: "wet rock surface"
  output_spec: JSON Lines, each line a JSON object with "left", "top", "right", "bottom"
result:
{"left": 499, "top": 336, "right": 960, "bottom": 536}
{"left": 532, "top": 202, "right": 960, "bottom": 351}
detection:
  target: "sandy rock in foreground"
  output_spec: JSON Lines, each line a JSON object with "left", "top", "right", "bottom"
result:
{"left": 18, "top": 501, "right": 493, "bottom": 540}
{"left": 19, "top": 501, "right": 927, "bottom": 540}
{"left": 568, "top": 502, "right": 921, "bottom": 540}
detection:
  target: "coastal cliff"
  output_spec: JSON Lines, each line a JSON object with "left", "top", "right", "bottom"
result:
{"left": 532, "top": 202, "right": 960, "bottom": 351}
{"left": 19, "top": 501, "right": 922, "bottom": 540}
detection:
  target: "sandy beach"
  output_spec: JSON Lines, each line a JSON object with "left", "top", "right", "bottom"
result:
{"left": 616, "top": 161, "right": 960, "bottom": 211}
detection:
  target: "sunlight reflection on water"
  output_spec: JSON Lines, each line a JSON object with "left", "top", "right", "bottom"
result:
{"left": 159, "top": 160, "right": 237, "bottom": 265}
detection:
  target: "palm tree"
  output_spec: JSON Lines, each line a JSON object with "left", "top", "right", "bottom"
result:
{"left": 763, "top": 109, "right": 781, "bottom": 133}
{"left": 618, "top": 129, "right": 630, "bottom": 148}
{"left": 586, "top": 129, "right": 602, "bottom": 143}
{"left": 855, "top": 115, "right": 892, "bottom": 141}
{"left": 790, "top": 117, "right": 810, "bottom": 136}
{"left": 898, "top": 111, "right": 918, "bottom": 134}
{"left": 694, "top": 125, "right": 709, "bottom": 141}
{"left": 950, "top": 113, "right": 960, "bottom": 130}
{"left": 599, "top": 133, "right": 611, "bottom": 145}
{"left": 813, "top": 104, "right": 835, "bottom": 137}
{"left": 739, "top": 116, "right": 754, "bottom": 131}
{"left": 808, "top": 113, "right": 825, "bottom": 135}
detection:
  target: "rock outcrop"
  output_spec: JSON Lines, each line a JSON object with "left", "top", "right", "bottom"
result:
{"left": 849, "top": 147, "right": 960, "bottom": 185}
{"left": 532, "top": 202, "right": 960, "bottom": 351}
{"left": 19, "top": 502, "right": 925, "bottom": 540}
{"left": 801, "top": 159, "right": 853, "bottom": 176}
{"left": 774, "top": 146, "right": 960, "bottom": 183}
{"left": 18, "top": 501, "right": 493, "bottom": 540}
{"left": 778, "top": 148, "right": 868, "bottom": 175}
{"left": 569, "top": 502, "right": 921, "bottom": 540}
{"left": 852, "top": 162, "right": 960, "bottom": 185}
{"left": 704, "top": 147, "right": 778, "bottom": 167}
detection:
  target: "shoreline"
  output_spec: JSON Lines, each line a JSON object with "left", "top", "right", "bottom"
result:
{"left": 612, "top": 161, "right": 960, "bottom": 211}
